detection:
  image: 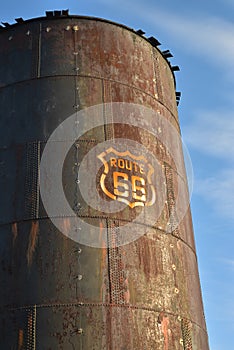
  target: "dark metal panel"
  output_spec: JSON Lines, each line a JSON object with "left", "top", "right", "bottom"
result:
{"left": 0, "top": 219, "right": 108, "bottom": 308}
{"left": 0, "top": 143, "right": 41, "bottom": 225}
{"left": 0, "top": 146, "right": 18, "bottom": 224}
{"left": 1, "top": 306, "right": 185, "bottom": 349}
{"left": 0, "top": 76, "right": 104, "bottom": 147}
{"left": 0, "top": 25, "right": 33, "bottom": 87}
{"left": 39, "top": 20, "right": 76, "bottom": 77}
{"left": 0, "top": 77, "right": 74, "bottom": 147}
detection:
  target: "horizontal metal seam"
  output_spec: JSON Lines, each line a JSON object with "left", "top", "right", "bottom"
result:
{"left": 4, "top": 302, "right": 208, "bottom": 334}
{"left": 0, "top": 75, "right": 179, "bottom": 128}
{"left": 0, "top": 215, "right": 197, "bottom": 258}
{"left": 0, "top": 217, "right": 197, "bottom": 256}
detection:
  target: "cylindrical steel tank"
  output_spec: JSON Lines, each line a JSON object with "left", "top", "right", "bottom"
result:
{"left": 0, "top": 12, "right": 209, "bottom": 349}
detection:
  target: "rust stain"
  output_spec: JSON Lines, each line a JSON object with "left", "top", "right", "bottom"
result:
{"left": 27, "top": 221, "right": 39, "bottom": 267}
{"left": 99, "top": 222, "right": 105, "bottom": 248}
{"left": 158, "top": 312, "right": 170, "bottom": 350}
{"left": 12, "top": 222, "right": 18, "bottom": 245}
{"left": 62, "top": 218, "right": 71, "bottom": 234}
{"left": 18, "top": 329, "right": 23, "bottom": 349}
{"left": 123, "top": 276, "right": 130, "bottom": 303}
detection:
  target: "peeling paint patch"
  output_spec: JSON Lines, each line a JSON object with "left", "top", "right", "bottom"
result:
{"left": 27, "top": 221, "right": 39, "bottom": 267}
{"left": 158, "top": 312, "right": 170, "bottom": 350}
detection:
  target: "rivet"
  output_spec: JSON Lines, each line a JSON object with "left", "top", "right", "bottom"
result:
{"left": 77, "top": 328, "right": 83, "bottom": 334}
{"left": 73, "top": 51, "right": 78, "bottom": 55}
{"left": 180, "top": 338, "right": 184, "bottom": 345}
{"left": 158, "top": 127, "right": 162, "bottom": 133}
{"left": 174, "top": 288, "right": 179, "bottom": 294}
{"left": 76, "top": 179, "right": 80, "bottom": 184}
{"left": 78, "top": 274, "right": 83, "bottom": 280}
{"left": 77, "top": 247, "right": 82, "bottom": 253}
{"left": 65, "top": 25, "right": 71, "bottom": 31}
{"left": 172, "top": 264, "right": 176, "bottom": 271}
{"left": 74, "top": 67, "right": 80, "bottom": 71}
{"left": 26, "top": 30, "right": 30, "bottom": 35}
{"left": 158, "top": 226, "right": 162, "bottom": 230}
{"left": 177, "top": 315, "right": 182, "bottom": 321}
{"left": 73, "top": 25, "right": 79, "bottom": 31}
{"left": 76, "top": 143, "right": 80, "bottom": 148}
{"left": 8, "top": 36, "right": 13, "bottom": 41}
{"left": 46, "top": 27, "right": 51, "bottom": 32}
{"left": 75, "top": 120, "right": 79, "bottom": 125}
{"left": 170, "top": 244, "right": 174, "bottom": 248}
{"left": 75, "top": 228, "right": 81, "bottom": 232}
{"left": 73, "top": 104, "right": 79, "bottom": 109}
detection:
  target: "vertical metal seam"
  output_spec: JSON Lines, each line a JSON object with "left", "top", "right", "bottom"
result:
{"left": 33, "top": 305, "right": 37, "bottom": 350}
{"left": 164, "top": 163, "right": 180, "bottom": 237}
{"left": 36, "top": 141, "right": 40, "bottom": 219}
{"left": 26, "top": 306, "right": 36, "bottom": 350}
{"left": 107, "top": 220, "right": 126, "bottom": 305}
{"left": 106, "top": 219, "right": 113, "bottom": 304}
{"left": 73, "top": 28, "right": 81, "bottom": 215}
{"left": 37, "top": 22, "right": 42, "bottom": 78}
{"left": 181, "top": 318, "right": 193, "bottom": 350}
{"left": 102, "top": 79, "right": 108, "bottom": 142}
{"left": 72, "top": 27, "right": 83, "bottom": 349}
{"left": 25, "top": 142, "right": 40, "bottom": 219}
{"left": 102, "top": 80, "right": 115, "bottom": 141}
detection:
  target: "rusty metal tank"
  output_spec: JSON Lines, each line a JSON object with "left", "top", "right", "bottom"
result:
{"left": 0, "top": 11, "right": 209, "bottom": 349}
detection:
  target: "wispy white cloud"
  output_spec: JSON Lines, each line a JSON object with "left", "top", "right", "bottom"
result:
{"left": 183, "top": 110, "right": 234, "bottom": 160}
{"left": 100, "top": 0, "right": 234, "bottom": 71}
{"left": 142, "top": 8, "right": 234, "bottom": 71}
{"left": 184, "top": 109, "right": 234, "bottom": 218}
{"left": 194, "top": 169, "right": 234, "bottom": 220}
{"left": 221, "top": 0, "right": 234, "bottom": 8}
{"left": 222, "top": 259, "right": 234, "bottom": 270}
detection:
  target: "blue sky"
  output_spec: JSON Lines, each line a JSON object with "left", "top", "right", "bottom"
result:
{"left": 2, "top": 1, "right": 234, "bottom": 349}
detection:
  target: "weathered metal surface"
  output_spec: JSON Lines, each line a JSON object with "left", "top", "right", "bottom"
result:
{"left": 0, "top": 13, "right": 209, "bottom": 349}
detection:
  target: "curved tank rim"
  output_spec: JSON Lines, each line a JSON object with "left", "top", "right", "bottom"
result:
{"left": 0, "top": 12, "right": 179, "bottom": 87}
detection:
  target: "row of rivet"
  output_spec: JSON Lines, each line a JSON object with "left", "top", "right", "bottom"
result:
{"left": 73, "top": 21, "right": 81, "bottom": 215}
{"left": 6, "top": 25, "right": 79, "bottom": 41}
{"left": 72, "top": 27, "right": 84, "bottom": 340}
